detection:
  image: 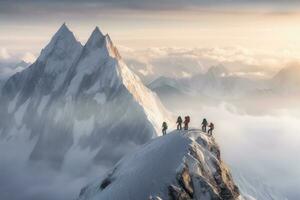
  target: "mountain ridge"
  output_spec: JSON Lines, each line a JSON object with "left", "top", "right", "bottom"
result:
{"left": 78, "top": 129, "right": 243, "bottom": 200}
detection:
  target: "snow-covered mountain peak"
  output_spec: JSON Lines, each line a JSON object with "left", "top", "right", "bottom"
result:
{"left": 1, "top": 24, "right": 171, "bottom": 170}
{"left": 85, "top": 27, "right": 105, "bottom": 49}
{"left": 38, "top": 23, "right": 82, "bottom": 74}
{"left": 66, "top": 30, "right": 125, "bottom": 97}
{"left": 43, "top": 23, "right": 80, "bottom": 52}
{"left": 57, "top": 23, "right": 73, "bottom": 36}
{"left": 67, "top": 26, "right": 169, "bottom": 132}
{"left": 83, "top": 28, "right": 121, "bottom": 62}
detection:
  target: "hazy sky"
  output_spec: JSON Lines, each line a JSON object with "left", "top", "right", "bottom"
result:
{"left": 1, "top": 0, "right": 300, "bottom": 64}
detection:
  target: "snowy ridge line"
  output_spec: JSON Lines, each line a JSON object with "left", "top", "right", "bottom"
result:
{"left": 117, "top": 60, "right": 173, "bottom": 134}
{"left": 78, "top": 129, "right": 243, "bottom": 200}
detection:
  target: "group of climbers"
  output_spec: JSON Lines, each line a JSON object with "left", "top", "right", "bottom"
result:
{"left": 162, "top": 116, "right": 215, "bottom": 136}
{"left": 201, "top": 118, "right": 214, "bottom": 136}
{"left": 176, "top": 116, "right": 190, "bottom": 130}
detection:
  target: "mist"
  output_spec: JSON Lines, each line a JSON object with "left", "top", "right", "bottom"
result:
{"left": 168, "top": 100, "right": 300, "bottom": 200}
{"left": 0, "top": 133, "right": 107, "bottom": 200}
{"left": 0, "top": 98, "right": 299, "bottom": 200}
{"left": 1, "top": 41, "right": 300, "bottom": 200}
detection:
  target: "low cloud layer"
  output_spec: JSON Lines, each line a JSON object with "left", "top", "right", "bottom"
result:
{"left": 0, "top": 102, "right": 299, "bottom": 200}
{"left": 0, "top": 134, "right": 107, "bottom": 200}
{"left": 0, "top": 62, "right": 30, "bottom": 82}
{"left": 0, "top": 48, "right": 34, "bottom": 81}
{"left": 0, "top": 48, "right": 11, "bottom": 60}
{"left": 120, "top": 46, "right": 297, "bottom": 82}
{"left": 174, "top": 102, "right": 300, "bottom": 200}
{"left": 1, "top": 45, "right": 298, "bottom": 83}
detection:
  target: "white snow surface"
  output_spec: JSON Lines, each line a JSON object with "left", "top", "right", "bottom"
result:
{"left": 78, "top": 129, "right": 242, "bottom": 200}
{"left": 37, "top": 23, "right": 83, "bottom": 94}
{"left": 118, "top": 60, "right": 172, "bottom": 134}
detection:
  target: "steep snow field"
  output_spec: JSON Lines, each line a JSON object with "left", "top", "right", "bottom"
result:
{"left": 78, "top": 129, "right": 242, "bottom": 200}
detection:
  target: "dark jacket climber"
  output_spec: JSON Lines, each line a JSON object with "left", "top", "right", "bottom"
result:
{"left": 208, "top": 122, "right": 214, "bottom": 135}
{"left": 202, "top": 118, "right": 208, "bottom": 132}
{"left": 162, "top": 122, "right": 168, "bottom": 135}
{"left": 184, "top": 116, "right": 190, "bottom": 130}
{"left": 176, "top": 116, "right": 183, "bottom": 130}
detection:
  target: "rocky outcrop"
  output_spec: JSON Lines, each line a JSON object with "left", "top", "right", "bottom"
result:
{"left": 168, "top": 140, "right": 240, "bottom": 200}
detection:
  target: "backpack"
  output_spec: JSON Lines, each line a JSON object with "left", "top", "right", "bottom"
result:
{"left": 177, "top": 117, "right": 182, "bottom": 123}
{"left": 186, "top": 116, "right": 190, "bottom": 123}
{"left": 163, "top": 122, "right": 168, "bottom": 128}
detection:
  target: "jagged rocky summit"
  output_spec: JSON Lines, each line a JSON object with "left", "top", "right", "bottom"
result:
{"left": 78, "top": 129, "right": 243, "bottom": 200}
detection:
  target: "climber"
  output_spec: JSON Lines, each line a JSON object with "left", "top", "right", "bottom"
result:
{"left": 176, "top": 116, "right": 183, "bottom": 130}
{"left": 201, "top": 118, "right": 208, "bottom": 132}
{"left": 162, "top": 121, "right": 168, "bottom": 135}
{"left": 184, "top": 116, "right": 190, "bottom": 130}
{"left": 207, "top": 122, "right": 214, "bottom": 136}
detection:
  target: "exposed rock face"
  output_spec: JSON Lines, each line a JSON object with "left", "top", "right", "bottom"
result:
{"left": 77, "top": 129, "right": 243, "bottom": 200}
{"left": 168, "top": 142, "right": 240, "bottom": 200}
{"left": 169, "top": 184, "right": 192, "bottom": 200}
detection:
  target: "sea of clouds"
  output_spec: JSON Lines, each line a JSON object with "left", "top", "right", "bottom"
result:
{"left": 118, "top": 46, "right": 299, "bottom": 83}
{"left": 178, "top": 102, "right": 300, "bottom": 200}
{"left": 0, "top": 102, "right": 299, "bottom": 200}
{"left": 1, "top": 46, "right": 300, "bottom": 200}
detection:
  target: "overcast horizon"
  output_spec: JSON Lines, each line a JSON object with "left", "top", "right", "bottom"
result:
{"left": 1, "top": 0, "right": 300, "bottom": 67}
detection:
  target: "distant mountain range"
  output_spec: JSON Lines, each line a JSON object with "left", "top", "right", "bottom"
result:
{"left": 148, "top": 64, "right": 300, "bottom": 101}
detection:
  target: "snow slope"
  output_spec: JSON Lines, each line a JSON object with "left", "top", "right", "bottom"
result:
{"left": 78, "top": 129, "right": 242, "bottom": 200}
{"left": 0, "top": 24, "right": 171, "bottom": 168}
